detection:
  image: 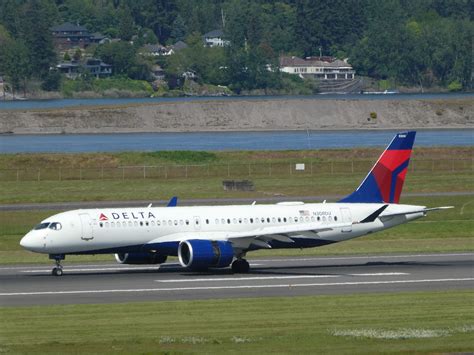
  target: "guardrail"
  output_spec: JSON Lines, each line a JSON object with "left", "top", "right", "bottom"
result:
{"left": 0, "top": 159, "right": 472, "bottom": 182}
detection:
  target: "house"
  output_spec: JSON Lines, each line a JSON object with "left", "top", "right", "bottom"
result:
{"left": 56, "top": 59, "right": 112, "bottom": 79}
{"left": 90, "top": 33, "right": 109, "bottom": 45}
{"left": 170, "top": 41, "right": 188, "bottom": 52}
{"left": 279, "top": 56, "right": 355, "bottom": 80}
{"left": 150, "top": 65, "right": 165, "bottom": 80}
{"left": 141, "top": 44, "right": 173, "bottom": 56}
{"left": 203, "top": 30, "right": 229, "bottom": 47}
{"left": 84, "top": 58, "right": 112, "bottom": 78}
{"left": 56, "top": 61, "right": 81, "bottom": 79}
{"left": 50, "top": 22, "right": 92, "bottom": 49}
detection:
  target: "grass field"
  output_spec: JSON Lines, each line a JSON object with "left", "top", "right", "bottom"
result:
{"left": 1, "top": 291, "right": 472, "bottom": 354}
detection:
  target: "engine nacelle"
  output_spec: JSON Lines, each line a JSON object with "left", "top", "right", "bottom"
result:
{"left": 115, "top": 252, "right": 167, "bottom": 265}
{"left": 178, "top": 240, "right": 234, "bottom": 270}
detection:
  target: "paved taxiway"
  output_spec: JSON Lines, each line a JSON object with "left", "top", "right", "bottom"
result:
{"left": 1, "top": 253, "right": 472, "bottom": 306}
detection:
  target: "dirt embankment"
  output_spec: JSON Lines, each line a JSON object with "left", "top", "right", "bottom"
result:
{"left": 0, "top": 98, "right": 472, "bottom": 134}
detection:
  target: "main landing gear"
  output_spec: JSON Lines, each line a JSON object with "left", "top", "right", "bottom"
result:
{"left": 50, "top": 254, "right": 65, "bottom": 276}
{"left": 231, "top": 258, "right": 250, "bottom": 273}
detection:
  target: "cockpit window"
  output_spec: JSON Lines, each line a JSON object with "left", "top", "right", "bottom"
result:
{"left": 49, "top": 222, "right": 62, "bottom": 230}
{"left": 34, "top": 222, "right": 50, "bottom": 230}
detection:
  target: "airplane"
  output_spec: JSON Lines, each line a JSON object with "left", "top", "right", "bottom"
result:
{"left": 20, "top": 131, "right": 452, "bottom": 276}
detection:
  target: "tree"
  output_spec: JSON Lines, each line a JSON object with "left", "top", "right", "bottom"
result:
{"left": 2, "top": 39, "right": 31, "bottom": 94}
{"left": 118, "top": 4, "right": 134, "bottom": 41}
{"left": 170, "top": 14, "right": 187, "bottom": 42}
{"left": 95, "top": 41, "right": 137, "bottom": 76}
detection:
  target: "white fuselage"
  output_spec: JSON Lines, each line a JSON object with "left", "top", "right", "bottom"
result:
{"left": 20, "top": 202, "right": 425, "bottom": 255}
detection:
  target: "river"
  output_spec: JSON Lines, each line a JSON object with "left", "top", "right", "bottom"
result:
{"left": 0, "top": 129, "right": 472, "bottom": 153}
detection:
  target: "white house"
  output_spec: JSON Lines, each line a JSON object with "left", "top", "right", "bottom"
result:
{"left": 203, "top": 30, "right": 229, "bottom": 47}
{"left": 279, "top": 56, "right": 355, "bottom": 80}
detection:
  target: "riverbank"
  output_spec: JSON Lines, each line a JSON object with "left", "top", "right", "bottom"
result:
{"left": 0, "top": 97, "right": 472, "bottom": 134}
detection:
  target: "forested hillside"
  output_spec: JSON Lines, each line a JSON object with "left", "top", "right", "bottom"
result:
{"left": 0, "top": 0, "right": 472, "bottom": 96}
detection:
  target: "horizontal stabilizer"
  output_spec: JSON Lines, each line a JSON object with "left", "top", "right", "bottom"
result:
{"left": 381, "top": 206, "right": 454, "bottom": 218}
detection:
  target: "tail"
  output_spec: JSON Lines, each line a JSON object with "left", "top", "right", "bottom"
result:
{"left": 339, "top": 131, "right": 416, "bottom": 204}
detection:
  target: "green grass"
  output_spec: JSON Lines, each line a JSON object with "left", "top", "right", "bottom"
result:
{"left": 0, "top": 171, "right": 472, "bottom": 204}
{"left": 1, "top": 291, "right": 473, "bottom": 354}
{"left": 1, "top": 195, "right": 472, "bottom": 264}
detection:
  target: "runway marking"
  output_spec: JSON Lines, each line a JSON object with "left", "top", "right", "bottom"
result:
{"left": 349, "top": 272, "right": 409, "bottom": 276}
{"left": 1, "top": 278, "right": 472, "bottom": 297}
{"left": 157, "top": 275, "right": 340, "bottom": 283}
{"left": 255, "top": 253, "right": 474, "bottom": 263}
{"left": 21, "top": 266, "right": 162, "bottom": 273}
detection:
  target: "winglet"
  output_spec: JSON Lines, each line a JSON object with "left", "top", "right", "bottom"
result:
{"left": 167, "top": 196, "right": 178, "bottom": 207}
{"left": 359, "top": 205, "right": 388, "bottom": 223}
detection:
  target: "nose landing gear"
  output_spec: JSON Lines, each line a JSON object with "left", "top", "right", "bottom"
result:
{"left": 49, "top": 254, "right": 65, "bottom": 276}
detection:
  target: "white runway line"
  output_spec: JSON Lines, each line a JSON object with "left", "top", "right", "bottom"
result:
{"left": 157, "top": 275, "right": 340, "bottom": 283}
{"left": 21, "top": 266, "right": 162, "bottom": 273}
{"left": 255, "top": 253, "right": 474, "bottom": 263}
{"left": 349, "top": 272, "right": 409, "bottom": 276}
{"left": 2, "top": 278, "right": 473, "bottom": 297}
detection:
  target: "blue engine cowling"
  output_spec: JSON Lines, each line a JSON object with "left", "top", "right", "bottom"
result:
{"left": 178, "top": 240, "right": 234, "bottom": 270}
{"left": 115, "top": 252, "right": 167, "bottom": 265}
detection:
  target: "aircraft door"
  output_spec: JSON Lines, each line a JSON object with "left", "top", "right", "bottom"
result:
{"left": 340, "top": 208, "right": 352, "bottom": 232}
{"left": 79, "top": 213, "right": 94, "bottom": 241}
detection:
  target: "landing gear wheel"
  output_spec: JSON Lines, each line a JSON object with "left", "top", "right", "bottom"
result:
{"left": 52, "top": 267, "right": 63, "bottom": 276}
{"left": 232, "top": 259, "right": 250, "bottom": 273}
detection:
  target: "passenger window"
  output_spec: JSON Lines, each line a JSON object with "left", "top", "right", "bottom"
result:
{"left": 238, "top": 219, "right": 242, "bottom": 224}
{"left": 206, "top": 219, "right": 209, "bottom": 224}
{"left": 233, "top": 218, "right": 237, "bottom": 224}
{"left": 123, "top": 221, "right": 127, "bottom": 227}
{"left": 305, "top": 217, "right": 309, "bottom": 222}
{"left": 317, "top": 216, "right": 321, "bottom": 221}
{"left": 180, "top": 220, "right": 184, "bottom": 225}
{"left": 294, "top": 217, "right": 298, "bottom": 222}
{"left": 185, "top": 220, "right": 190, "bottom": 225}
{"left": 328, "top": 216, "right": 332, "bottom": 222}
{"left": 221, "top": 218, "right": 225, "bottom": 224}
{"left": 299, "top": 217, "right": 303, "bottom": 222}
{"left": 151, "top": 221, "right": 155, "bottom": 226}
{"left": 146, "top": 221, "right": 149, "bottom": 226}
{"left": 174, "top": 220, "right": 178, "bottom": 226}
{"left": 261, "top": 218, "right": 265, "bottom": 223}
{"left": 322, "top": 216, "right": 326, "bottom": 222}
{"left": 227, "top": 219, "right": 231, "bottom": 224}
{"left": 128, "top": 221, "right": 133, "bottom": 227}
{"left": 140, "top": 221, "right": 143, "bottom": 226}
{"left": 278, "top": 218, "right": 281, "bottom": 223}
{"left": 272, "top": 217, "right": 276, "bottom": 223}
{"left": 105, "top": 222, "right": 109, "bottom": 227}
{"left": 334, "top": 216, "right": 338, "bottom": 221}
{"left": 250, "top": 218, "right": 253, "bottom": 223}
{"left": 111, "top": 222, "right": 115, "bottom": 228}
{"left": 283, "top": 217, "right": 287, "bottom": 223}
{"left": 244, "top": 218, "right": 248, "bottom": 224}
{"left": 267, "top": 218, "right": 270, "bottom": 223}
{"left": 157, "top": 221, "right": 161, "bottom": 226}
{"left": 311, "top": 216, "right": 315, "bottom": 222}
{"left": 99, "top": 222, "right": 103, "bottom": 228}
{"left": 168, "top": 220, "right": 172, "bottom": 225}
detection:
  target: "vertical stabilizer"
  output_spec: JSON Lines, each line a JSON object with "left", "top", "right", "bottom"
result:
{"left": 339, "top": 131, "right": 416, "bottom": 204}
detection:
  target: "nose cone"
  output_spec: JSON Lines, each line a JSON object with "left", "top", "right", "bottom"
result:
{"left": 20, "top": 232, "right": 44, "bottom": 252}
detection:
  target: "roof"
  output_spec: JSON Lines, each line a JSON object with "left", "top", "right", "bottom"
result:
{"left": 51, "top": 22, "right": 89, "bottom": 33}
{"left": 172, "top": 41, "right": 188, "bottom": 51}
{"left": 144, "top": 44, "right": 166, "bottom": 52}
{"left": 279, "top": 56, "right": 352, "bottom": 68}
{"left": 204, "top": 29, "right": 224, "bottom": 38}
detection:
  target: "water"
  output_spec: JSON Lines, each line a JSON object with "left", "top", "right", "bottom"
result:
{"left": 1, "top": 130, "right": 471, "bottom": 153}
{"left": 0, "top": 92, "right": 473, "bottom": 111}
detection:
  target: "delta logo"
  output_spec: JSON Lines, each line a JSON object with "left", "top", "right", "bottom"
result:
{"left": 99, "top": 213, "right": 109, "bottom": 221}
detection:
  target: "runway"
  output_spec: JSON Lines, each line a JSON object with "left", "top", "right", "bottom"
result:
{"left": 1, "top": 253, "right": 472, "bottom": 306}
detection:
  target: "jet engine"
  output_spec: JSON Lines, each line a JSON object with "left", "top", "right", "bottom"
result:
{"left": 178, "top": 239, "right": 234, "bottom": 270}
{"left": 115, "top": 252, "right": 167, "bottom": 265}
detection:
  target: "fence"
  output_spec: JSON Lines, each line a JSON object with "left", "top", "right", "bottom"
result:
{"left": 0, "top": 159, "right": 472, "bottom": 182}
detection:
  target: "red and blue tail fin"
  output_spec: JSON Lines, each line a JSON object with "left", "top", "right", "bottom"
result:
{"left": 339, "top": 131, "right": 416, "bottom": 204}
